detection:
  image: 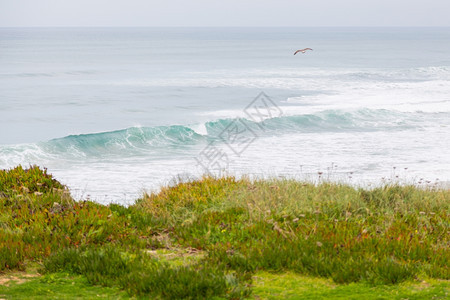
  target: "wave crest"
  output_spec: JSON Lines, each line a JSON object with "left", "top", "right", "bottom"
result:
{"left": 1, "top": 108, "right": 443, "bottom": 164}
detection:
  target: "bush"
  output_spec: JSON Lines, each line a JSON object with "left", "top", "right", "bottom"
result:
{"left": 0, "top": 165, "right": 66, "bottom": 196}
{"left": 43, "top": 246, "right": 250, "bottom": 299}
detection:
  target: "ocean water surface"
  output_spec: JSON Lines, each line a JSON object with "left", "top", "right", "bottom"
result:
{"left": 1, "top": 27, "right": 449, "bottom": 204}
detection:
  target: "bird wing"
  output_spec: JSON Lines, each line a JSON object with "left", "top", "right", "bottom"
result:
{"left": 294, "top": 48, "right": 313, "bottom": 55}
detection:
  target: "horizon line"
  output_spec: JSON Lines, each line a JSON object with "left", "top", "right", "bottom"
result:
{"left": 1, "top": 25, "right": 450, "bottom": 29}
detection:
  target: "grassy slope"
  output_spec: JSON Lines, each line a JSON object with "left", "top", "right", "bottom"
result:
{"left": 0, "top": 166, "right": 449, "bottom": 299}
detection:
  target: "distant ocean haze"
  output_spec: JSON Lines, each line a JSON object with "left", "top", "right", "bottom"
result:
{"left": 1, "top": 27, "right": 449, "bottom": 204}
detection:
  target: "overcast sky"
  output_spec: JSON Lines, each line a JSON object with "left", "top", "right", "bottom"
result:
{"left": 1, "top": 0, "right": 449, "bottom": 27}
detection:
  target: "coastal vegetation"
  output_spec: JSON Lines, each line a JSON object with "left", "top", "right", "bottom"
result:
{"left": 1, "top": 165, "right": 449, "bottom": 299}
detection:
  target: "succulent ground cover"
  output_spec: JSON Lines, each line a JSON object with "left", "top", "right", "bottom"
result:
{"left": 1, "top": 165, "right": 448, "bottom": 299}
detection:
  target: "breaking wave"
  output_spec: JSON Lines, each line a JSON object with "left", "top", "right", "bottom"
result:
{"left": 0, "top": 108, "right": 444, "bottom": 164}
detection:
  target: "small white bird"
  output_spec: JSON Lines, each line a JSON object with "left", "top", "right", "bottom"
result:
{"left": 294, "top": 48, "right": 313, "bottom": 55}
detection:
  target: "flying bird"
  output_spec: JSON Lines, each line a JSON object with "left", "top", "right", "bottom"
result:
{"left": 294, "top": 48, "right": 313, "bottom": 55}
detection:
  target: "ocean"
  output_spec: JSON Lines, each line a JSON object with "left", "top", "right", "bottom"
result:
{"left": 1, "top": 27, "right": 449, "bottom": 204}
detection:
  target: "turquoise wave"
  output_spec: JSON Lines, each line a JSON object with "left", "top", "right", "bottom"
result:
{"left": 205, "top": 108, "right": 413, "bottom": 135}
{"left": 0, "top": 109, "right": 425, "bottom": 161}
{"left": 43, "top": 125, "right": 204, "bottom": 157}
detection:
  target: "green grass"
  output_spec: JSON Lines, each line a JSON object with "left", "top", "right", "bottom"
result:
{"left": 1, "top": 271, "right": 447, "bottom": 300}
{"left": 0, "top": 272, "right": 129, "bottom": 299}
{"left": 1, "top": 165, "right": 449, "bottom": 298}
{"left": 252, "top": 271, "right": 449, "bottom": 299}
{"left": 41, "top": 246, "right": 249, "bottom": 299}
